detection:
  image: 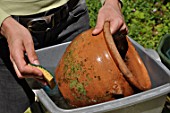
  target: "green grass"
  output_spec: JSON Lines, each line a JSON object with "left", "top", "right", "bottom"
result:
{"left": 86, "top": 0, "right": 170, "bottom": 50}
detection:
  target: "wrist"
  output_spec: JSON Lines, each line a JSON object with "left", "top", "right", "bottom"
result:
{"left": 103, "top": 0, "right": 122, "bottom": 8}
{"left": 0, "top": 16, "right": 13, "bottom": 37}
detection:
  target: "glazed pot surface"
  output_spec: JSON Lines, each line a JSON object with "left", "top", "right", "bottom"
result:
{"left": 55, "top": 28, "right": 134, "bottom": 107}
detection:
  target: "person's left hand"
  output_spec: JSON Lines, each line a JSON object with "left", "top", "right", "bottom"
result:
{"left": 92, "top": 0, "right": 128, "bottom": 35}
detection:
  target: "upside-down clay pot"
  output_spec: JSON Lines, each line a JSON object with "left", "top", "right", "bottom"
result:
{"left": 55, "top": 22, "right": 151, "bottom": 107}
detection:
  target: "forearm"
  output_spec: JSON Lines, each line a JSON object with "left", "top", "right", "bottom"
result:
{"left": 0, "top": 16, "right": 16, "bottom": 39}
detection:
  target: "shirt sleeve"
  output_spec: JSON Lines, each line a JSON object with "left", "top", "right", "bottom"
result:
{"left": 0, "top": 8, "right": 10, "bottom": 27}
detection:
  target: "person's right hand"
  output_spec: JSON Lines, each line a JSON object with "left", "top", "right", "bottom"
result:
{"left": 0, "top": 16, "right": 46, "bottom": 85}
{"left": 92, "top": 0, "right": 128, "bottom": 35}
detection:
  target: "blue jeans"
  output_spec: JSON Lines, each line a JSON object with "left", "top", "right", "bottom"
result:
{"left": 0, "top": 0, "right": 90, "bottom": 112}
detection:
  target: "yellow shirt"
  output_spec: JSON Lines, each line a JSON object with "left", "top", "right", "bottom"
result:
{"left": 0, "top": 0, "right": 106, "bottom": 26}
{"left": 0, "top": 0, "right": 69, "bottom": 26}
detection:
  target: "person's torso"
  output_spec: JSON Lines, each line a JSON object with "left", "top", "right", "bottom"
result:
{"left": 0, "top": 0, "right": 69, "bottom": 16}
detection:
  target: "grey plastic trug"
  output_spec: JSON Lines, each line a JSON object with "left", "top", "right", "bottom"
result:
{"left": 33, "top": 37, "right": 170, "bottom": 113}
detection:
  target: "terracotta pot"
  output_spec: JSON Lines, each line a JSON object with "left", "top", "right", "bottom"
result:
{"left": 55, "top": 22, "right": 151, "bottom": 107}
{"left": 103, "top": 22, "right": 151, "bottom": 91}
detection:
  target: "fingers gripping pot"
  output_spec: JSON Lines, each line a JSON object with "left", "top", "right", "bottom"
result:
{"left": 55, "top": 22, "right": 151, "bottom": 107}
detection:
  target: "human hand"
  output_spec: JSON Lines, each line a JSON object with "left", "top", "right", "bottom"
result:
{"left": 0, "top": 17, "right": 46, "bottom": 85}
{"left": 92, "top": 0, "right": 128, "bottom": 35}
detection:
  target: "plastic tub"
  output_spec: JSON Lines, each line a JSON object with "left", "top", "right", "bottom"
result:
{"left": 157, "top": 34, "right": 170, "bottom": 69}
{"left": 33, "top": 37, "right": 170, "bottom": 113}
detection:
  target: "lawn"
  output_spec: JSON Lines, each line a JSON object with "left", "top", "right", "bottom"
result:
{"left": 86, "top": 0, "right": 170, "bottom": 50}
